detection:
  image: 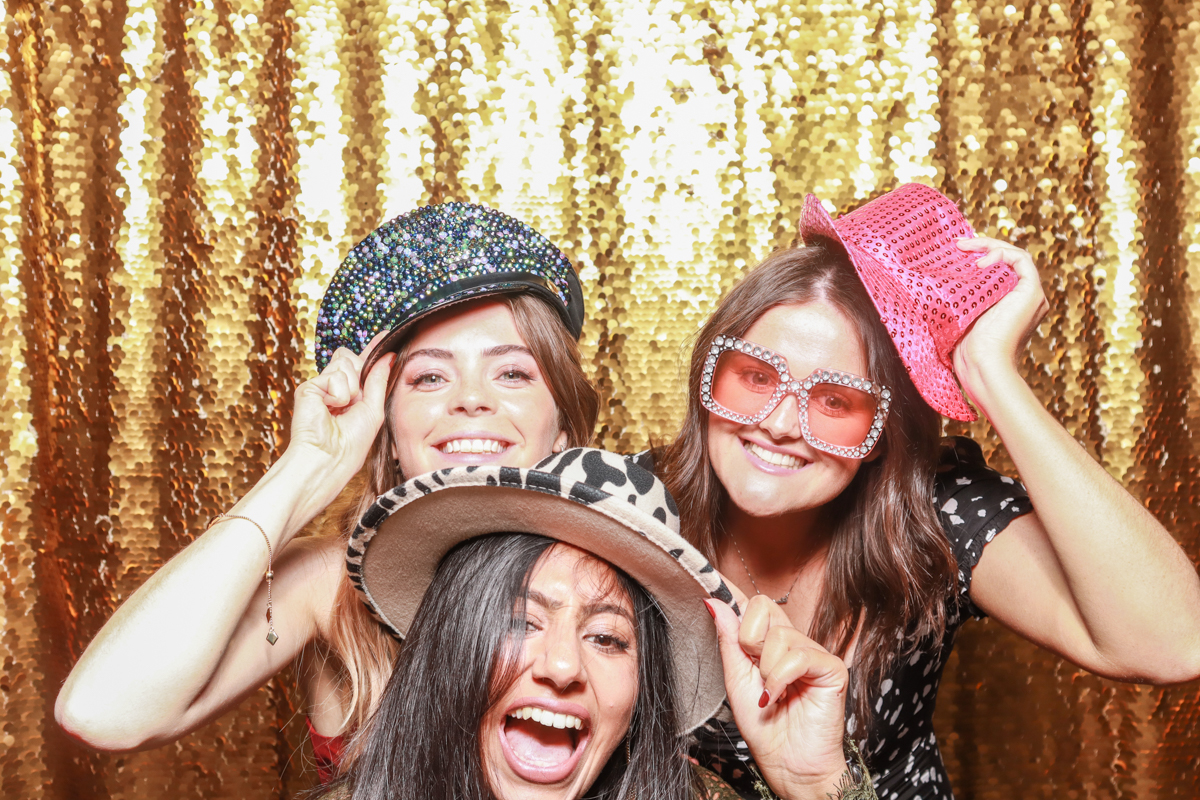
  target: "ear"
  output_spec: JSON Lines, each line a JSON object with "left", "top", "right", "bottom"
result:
{"left": 551, "top": 429, "right": 569, "bottom": 454}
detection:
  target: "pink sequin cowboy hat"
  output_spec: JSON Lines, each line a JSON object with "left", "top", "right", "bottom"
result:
{"left": 799, "top": 183, "right": 1017, "bottom": 421}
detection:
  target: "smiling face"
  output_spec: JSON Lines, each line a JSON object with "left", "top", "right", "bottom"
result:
{"left": 707, "top": 300, "right": 873, "bottom": 522}
{"left": 482, "top": 544, "right": 639, "bottom": 800}
{"left": 389, "top": 299, "right": 569, "bottom": 476}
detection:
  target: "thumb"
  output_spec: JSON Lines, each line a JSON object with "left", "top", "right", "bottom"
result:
{"left": 706, "top": 599, "right": 755, "bottom": 686}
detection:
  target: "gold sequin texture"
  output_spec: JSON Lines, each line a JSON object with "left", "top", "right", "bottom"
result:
{"left": 1, "top": 1, "right": 1197, "bottom": 798}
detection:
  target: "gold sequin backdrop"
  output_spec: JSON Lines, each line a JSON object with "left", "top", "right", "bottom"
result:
{"left": 1, "top": 0, "right": 1198, "bottom": 797}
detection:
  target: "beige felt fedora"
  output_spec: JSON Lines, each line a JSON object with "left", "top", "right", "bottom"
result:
{"left": 346, "top": 447, "right": 739, "bottom": 734}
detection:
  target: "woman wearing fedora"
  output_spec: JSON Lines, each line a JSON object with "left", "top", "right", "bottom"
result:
{"left": 650, "top": 185, "right": 1200, "bottom": 798}
{"left": 55, "top": 203, "right": 603, "bottom": 781}
{"left": 320, "top": 447, "right": 874, "bottom": 800}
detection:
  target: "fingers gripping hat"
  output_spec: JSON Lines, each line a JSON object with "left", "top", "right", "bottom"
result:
{"left": 799, "top": 183, "right": 1017, "bottom": 420}
{"left": 315, "top": 202, "right": 584, "bottom": 372}
{"left": 346, "top": 447, "right": 740, "bottom": 734}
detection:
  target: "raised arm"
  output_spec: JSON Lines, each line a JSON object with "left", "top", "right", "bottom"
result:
{"left": 55, "top": 341, "right": 394, "bottom": 750}
{"left": 953, "top": 237, "right": 1200, "bottom": 683}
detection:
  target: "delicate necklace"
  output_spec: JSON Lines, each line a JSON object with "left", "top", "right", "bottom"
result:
{"left": 729, "top": 534, "right": 802, "bottom": 605}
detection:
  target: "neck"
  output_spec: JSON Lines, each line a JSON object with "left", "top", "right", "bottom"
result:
{"left": 718, "top": 502, "right": 829, "bottom": 584}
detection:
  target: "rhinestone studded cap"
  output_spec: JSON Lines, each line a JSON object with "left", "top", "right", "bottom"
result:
{"left": 799, "top": 184, "right": 1017, "bottom": 421}
{"left": 315, "top": 202, "right": 583, "bottom": 372}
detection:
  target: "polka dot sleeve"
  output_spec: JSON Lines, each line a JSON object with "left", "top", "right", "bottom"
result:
{"left": 934, "top": 436, "right": 1034, "bottom": 618}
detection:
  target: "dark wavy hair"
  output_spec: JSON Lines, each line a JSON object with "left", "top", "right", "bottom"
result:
{"left": 340, "top": 534, "right": 693, "bottom": 800}
{"left": 655, "top": 242, "right": 954, "bottom": 736}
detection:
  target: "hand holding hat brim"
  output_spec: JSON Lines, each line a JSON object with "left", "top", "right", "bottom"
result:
{"left": 799, "top": 185, "right": 1019, "bottom": 421}
{"left": 707, "top": 595, "right": 851, "bottom": 798}
{"left": 951, "top": 236, "right": 1050, "bottom": 413}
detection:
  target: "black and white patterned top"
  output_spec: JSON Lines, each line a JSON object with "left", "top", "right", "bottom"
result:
{"left": 638, "top": 437, "right": 1033, "bottom": 800}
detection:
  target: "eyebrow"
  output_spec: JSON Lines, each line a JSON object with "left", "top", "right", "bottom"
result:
{"left": 405, "top": 344, "right": 535, "bottom": 361}
{"left": 526, "top": 589, "right": 634, "bottom": 623}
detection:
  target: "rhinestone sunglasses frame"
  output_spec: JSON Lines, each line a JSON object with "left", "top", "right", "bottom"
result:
{"left": 700, "top": 334, "right": 892, "bottom": 459}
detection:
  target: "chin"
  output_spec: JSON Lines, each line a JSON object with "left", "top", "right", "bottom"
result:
{"left": 730, "top": 486, "right": 812, "bottom": 518}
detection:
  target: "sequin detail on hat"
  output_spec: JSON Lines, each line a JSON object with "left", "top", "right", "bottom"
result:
{"left": 315, "top": 202, "right": 579, "bottom": 371}
{"left": 800, "top": 184, "right": 1017, "bottom": 421}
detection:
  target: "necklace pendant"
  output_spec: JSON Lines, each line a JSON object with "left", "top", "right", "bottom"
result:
{"left": 775, "top": 594, "right": 789, "bottom": 605}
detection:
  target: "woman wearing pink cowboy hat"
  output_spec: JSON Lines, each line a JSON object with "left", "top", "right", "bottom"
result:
{"left": 647, "top": 184, "right": 1200, "bottom": 799}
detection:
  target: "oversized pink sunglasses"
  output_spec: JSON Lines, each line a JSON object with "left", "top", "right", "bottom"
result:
{"left": 700, "top": 335, "right": 891, "bottom": 459}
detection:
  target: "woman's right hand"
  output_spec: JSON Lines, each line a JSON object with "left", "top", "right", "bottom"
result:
{"left": 288, "top": 333, "right": 395, "bottom": 484}
{"left": 707, "top": 595, "right": 851, "bottom": 800}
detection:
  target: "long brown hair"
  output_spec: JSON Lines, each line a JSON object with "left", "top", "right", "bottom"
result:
{"left": 656, "top": 242, "right": 954, "bottom": 735}
{"left": 320, "top": 293, "right": 600, "bottom": 764}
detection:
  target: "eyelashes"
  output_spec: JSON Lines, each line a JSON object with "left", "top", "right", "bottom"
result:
{"left": 401, "top": 366, "right": 538, "bottom": 389}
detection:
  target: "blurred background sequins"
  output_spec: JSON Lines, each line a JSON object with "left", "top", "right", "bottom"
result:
{"left": 2, "top": 1, "right": 1198, "bottom": 798}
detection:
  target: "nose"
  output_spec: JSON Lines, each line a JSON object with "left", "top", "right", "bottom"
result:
{"left": 448, "top": 370, "right": 495, "bottom": 416}
{"left": 530, "top": 624, "right": 585, "bottom": 693}
{"left": 758, "top": 392, "right": 804, "bottom": 441}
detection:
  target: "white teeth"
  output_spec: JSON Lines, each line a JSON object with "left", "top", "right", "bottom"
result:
{"left": 744, "top": 441, "right": 803, "bottom": 469}
{"left": 508, "top": 706, "right": 583, "bottom": 731}
{"left": 440, "top": 438, "right": 506, "bottom": 454}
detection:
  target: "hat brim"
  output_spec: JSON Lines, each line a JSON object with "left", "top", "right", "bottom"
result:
{"left": 348, "top": 469, "right": 729, "bottom": 734}
{"left": 799, "top": 191, "right": 980, "bottom": 421}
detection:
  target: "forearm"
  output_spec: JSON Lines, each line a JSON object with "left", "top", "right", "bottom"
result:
{"left": 55, "top": 447, "right": 341, "bottom": 748}
{"left": 966, "top": 362, "right": 1200, "bottom": 679}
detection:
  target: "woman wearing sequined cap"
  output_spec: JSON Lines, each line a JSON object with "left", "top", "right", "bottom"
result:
{"left": 56, "top": 203, "right": 601, "bottom": 783}
{"left": 647, "top": 184, "right": 1200, "bottom": 799}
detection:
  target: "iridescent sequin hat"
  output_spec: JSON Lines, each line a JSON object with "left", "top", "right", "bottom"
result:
{"left": 315, "top": 202, "right": 584, "bottom": 373}
{"left": 799, "top": 183, "right": 1017, "bottom": 421}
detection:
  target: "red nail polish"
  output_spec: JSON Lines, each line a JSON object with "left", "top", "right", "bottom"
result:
{"left": 704, "top": 599, "right": 716, "bottom": 619}
{"left": 758, "top": 690, "right": 770, "bottom": 708}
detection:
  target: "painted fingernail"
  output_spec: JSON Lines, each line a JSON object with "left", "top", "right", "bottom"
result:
{"left": 703, "top": 599, "right": 716, "bottom": 619}
{"left": 758, "top": 690, "right": 770, "bottom": 708}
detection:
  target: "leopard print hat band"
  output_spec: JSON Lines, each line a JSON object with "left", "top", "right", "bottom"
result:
{"left": 346, "top": 447, "right": 738, "bottom": 734}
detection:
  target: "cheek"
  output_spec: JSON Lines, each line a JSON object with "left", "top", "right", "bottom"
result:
{"left": 597, "top": 660, "right": 639, "bottom": 731}
{"left": 705, "top": 418, "right": 741, "bottom": 478}
{"left": 511, "top": 390, "right": 561, "bottom": 441}
{"left": 389, "top": 391, "right": 437, "bottom": 435}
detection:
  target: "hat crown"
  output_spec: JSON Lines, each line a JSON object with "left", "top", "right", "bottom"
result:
{"left": 799, "top": 184, "right": 1017, "bottom": 420}
{"left": 532, "top": 448, "right": 682, "bottom": 532}
{"left": 315, "top": 202, "right": 580, "bottom": 371}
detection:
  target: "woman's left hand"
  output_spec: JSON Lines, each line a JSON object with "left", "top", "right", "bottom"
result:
{"left": 707, "top": 595, "right": 850, "bottom": 800}
{"left": 951, "top": 237, "right": 1049, "bottom": 404}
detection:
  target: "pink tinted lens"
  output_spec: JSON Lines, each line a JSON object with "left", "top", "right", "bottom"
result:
{"left": 806, "top": 382, "right": 878, "bottom": 447}
{"left": 712, "top": 350, "right": 780, "bottom": 417}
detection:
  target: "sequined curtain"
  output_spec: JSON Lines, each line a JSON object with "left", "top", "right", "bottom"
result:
{"left": 1, "top": 0, "right": 1197, "bottom": 797}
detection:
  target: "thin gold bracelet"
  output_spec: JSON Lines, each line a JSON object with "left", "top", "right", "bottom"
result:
{"left": 207, "top": 513, "right": 278, "bottom": 646}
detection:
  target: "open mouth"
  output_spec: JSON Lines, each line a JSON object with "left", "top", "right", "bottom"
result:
{"left": 498, "top": 705, "right": 590, "bottom": 783}
{"left": 742, "top": 439, "right": 807, "bottom": 470}
{"left": 437, "top": 438, "right": 511, "bottom": 455}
